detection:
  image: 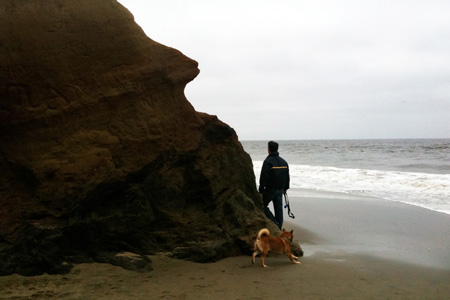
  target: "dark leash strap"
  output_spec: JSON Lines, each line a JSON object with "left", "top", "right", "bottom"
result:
{"left": 283, "top": 191, "right": 295, "bottom": 219}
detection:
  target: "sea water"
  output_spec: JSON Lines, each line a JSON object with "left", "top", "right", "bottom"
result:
{"left": 241, "top": 139, "right": 450, "bottom": 215}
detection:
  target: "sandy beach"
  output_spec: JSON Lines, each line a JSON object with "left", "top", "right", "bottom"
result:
{"left": 1, "top": 190, "right": 450, "bottom": 299}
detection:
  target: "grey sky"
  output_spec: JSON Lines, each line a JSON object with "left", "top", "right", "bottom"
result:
{"left": 118, "top": 0, "right": 450, "bottom": 140}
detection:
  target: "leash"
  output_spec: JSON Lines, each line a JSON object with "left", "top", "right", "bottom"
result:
{"left": 283, "top": 191, "right": 295, "bottom": 219}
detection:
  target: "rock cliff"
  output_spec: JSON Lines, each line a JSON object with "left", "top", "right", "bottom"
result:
{"left": 0, "top": 0, "right": 301, "bottom": 276}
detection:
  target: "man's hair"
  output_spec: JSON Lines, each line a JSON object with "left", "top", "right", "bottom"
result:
{"left": 268, "top": 141, "right": 279, "bottom": 153}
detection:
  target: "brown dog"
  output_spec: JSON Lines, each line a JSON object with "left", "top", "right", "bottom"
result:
{"left": 252, "top": 228, "right": 300, "bottom": 267}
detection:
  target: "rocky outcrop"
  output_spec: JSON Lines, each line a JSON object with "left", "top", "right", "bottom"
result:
{"left": 0, "top": 0, "right": 301, "bottom": 276}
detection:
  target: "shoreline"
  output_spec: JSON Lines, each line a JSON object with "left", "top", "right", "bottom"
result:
{"left": 1, "top": 191, "right": 450, "bottom": 299}
{"left": 287, "top": 187, "right": 450, "bottom": 217}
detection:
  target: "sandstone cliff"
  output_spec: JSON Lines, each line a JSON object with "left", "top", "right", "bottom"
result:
{"left": 0, "top": 0, "right": 301, "bottom": 276}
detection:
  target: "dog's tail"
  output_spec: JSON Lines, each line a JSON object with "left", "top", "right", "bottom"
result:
{"left": 257, "top": 228, "right": 270, "bottom": 239}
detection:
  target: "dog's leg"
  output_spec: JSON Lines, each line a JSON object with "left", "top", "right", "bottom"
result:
{"left": 252, "top": 241, "right": 259, "bottom": 265}
{"left": 252, "top": 251, "right": 259, "bottom": 264}
{"left": 261, "top": 252, "right": 268, "bottom": 268}
{"left": 287, "top": 252, "right": 300, "bottom": 264}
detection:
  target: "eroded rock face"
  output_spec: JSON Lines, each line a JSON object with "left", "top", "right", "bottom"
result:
{"left": 0, "top": 0, "right": 273, "bottom": 275}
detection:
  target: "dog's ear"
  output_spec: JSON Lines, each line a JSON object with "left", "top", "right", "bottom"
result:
{"left": 282, "top": 228, "right": 286, "bottom": 232}
{"left": 290, "top": 230, "right": 293, "bottom": 234}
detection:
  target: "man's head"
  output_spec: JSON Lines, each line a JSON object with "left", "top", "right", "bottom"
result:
{"left": 268, "top": 141, "right": 279, "bottom": 154}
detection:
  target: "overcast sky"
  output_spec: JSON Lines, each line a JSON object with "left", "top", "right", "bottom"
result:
{"left": 118, "top": 0, "right": 450, "bottom": 140}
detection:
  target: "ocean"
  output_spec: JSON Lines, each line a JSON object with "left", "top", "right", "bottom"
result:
{"left": 241, "top": 139, "right": 450, "bottom": 216}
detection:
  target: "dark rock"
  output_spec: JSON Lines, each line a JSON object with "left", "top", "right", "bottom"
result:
{"left": 291, "top": 241, "right": 304, "bottom": 257}
{"left": 0, "top": 0, "right": 271, "bottom": 275}
{"left": 96, "top": 252, "right": 153, "bottom": 273}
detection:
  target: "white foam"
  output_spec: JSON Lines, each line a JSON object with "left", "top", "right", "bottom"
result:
{"left": 253, "top": 161, "right": 450, "bottom": 215}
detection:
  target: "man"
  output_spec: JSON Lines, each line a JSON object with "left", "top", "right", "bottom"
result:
{"left": 259, "top": 141, "right": 290, "bottom": 229}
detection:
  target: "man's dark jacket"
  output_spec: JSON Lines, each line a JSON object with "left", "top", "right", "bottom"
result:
{"left": 259, "top": 151, "right": 290, "bottom": 194}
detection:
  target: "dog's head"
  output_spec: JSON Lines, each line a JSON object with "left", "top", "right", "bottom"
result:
{"left": 280, "top": 228, "right": 294, "bottom": 243}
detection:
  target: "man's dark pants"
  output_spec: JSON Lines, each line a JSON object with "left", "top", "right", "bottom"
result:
{"left": 263, "top": 188, "right": 283, "bottom": 229}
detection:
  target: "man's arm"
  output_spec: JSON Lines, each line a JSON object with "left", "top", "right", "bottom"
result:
{"left": 284, "top": 162, "right": 290, "bottom": 192}
{"left": 259, "top": 160, "right": 270, "bottom": 194}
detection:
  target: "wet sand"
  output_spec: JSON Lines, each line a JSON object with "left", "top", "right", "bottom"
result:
{"left": 288, "top": 189, "right": 450, "bottom": 270}
{"left": 1, "top": 191, "right": 450, "bottom": 299}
